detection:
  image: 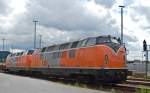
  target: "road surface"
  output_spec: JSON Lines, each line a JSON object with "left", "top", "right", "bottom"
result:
{"left": 0, "top": 73, "right": 110, "bottom": 93}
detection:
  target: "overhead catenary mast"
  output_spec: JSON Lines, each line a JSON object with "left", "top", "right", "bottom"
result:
{"left": 2, "top": 38, "right": 5, "bottom": 51}
{"left": 33, "top": 20, "right": 38, "bottom": 49}
{"left": 119, "top": 5, "right": 125, "bottom": 45}
{"left": 39, "top": 34, "right": 42, "bottom": 49}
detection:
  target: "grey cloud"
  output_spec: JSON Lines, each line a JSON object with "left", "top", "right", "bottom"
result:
{"left": 95, "top": 0, "right": 116, "bottom": 8}
{"left": 0, "top": 0, "right": 138, "bottom": 50}
{"left": 0, "top": 0, "right": 10, "bottom": 15}
{"left": 140, "top": 25, "right": 150, "bottom": 31}
{"left": 130, "top": 14, "right": 140, "bottom": 22}
{"left": 132, "top": 6, "right": 150, "bottom": 23}
{"left": 16, "top": 0, "right": 128, "bottom": 48}
{"left": 95, "top": 0, "right": 134, "bottom": 9}
{"left": 123, "top": 0, "right": 134, "bottom": 7}
{"left": 26, "top": 0, "right": 101, "bottom": 31}
{"left": 131, "top": 6, "right": 150, "bottom": 34}
{"left": 25, "top": 0, "right": 120, "bottom": 34}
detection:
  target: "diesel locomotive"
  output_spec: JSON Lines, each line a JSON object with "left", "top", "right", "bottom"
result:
{"left": 5, "top": 35, "right": 127, "bottom": 83}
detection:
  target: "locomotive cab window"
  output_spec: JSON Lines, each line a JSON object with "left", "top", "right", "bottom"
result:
{"left": 86, "top": 37, "right": 96, "bottom": 46}
{"left": 41, "top": 47, "right": 47, "bottom": 52}
{"left": 27, "top": 50, "right": 34, "bottom": 55}
{"left": 96, "top": 37, "right": 110, "bottom": 44}
{"left": 111, "top": 38, "right": 120, "bottom": 44}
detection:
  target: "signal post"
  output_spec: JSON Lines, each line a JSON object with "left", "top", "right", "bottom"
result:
{"left": 143, "top": 40, "right": 149, "bottom": 79}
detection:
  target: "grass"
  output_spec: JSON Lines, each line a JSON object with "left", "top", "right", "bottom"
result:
{"left": 137, "top": 86, "right": 150, "bottom": 93}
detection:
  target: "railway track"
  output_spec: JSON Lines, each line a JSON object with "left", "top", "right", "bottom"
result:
{"left": 26, "top": 74, "right": 150, "bottom": 93}
{"left": 128, "top": 78, "right": 150, "bottom": 82}
{"left": 110, "top": 78, "right": 150, "bottom": 93}
{"left": 113, "top": 83, "right": 150, "bottom": 93}
{"left": 126, "top": 79, "right": 150, "bottom": 86}
{"left": 113, "top": 83, "right": 138, "bottom": 92}
{"left": 126, "top": 77, "right": 150, "bottom": 86}
{"left": 4, "top": 72, "right": 150, "bottom": 93}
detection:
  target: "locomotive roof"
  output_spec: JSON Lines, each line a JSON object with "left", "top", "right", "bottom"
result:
{"left": 9, "top": 49, "right": 34, "bottom": 56}
{"left": 46, "top": 35, "right": 116, "bottom": 46}
{"left": 7, "top": 35, "right": 120, "bottom": 56}
{"left": 41, "top": 35, "right": 119, "bottom": 52}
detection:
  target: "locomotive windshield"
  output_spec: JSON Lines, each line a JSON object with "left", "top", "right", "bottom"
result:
{"left": 110, "top": 38, "right": 120, "bottom": 44}
{"left": 41, "top": 47, "right": 46, "bottom": 52}
{"left": 96, "top": 37, "right": 110, "bottom": 44}
{"left": 27, "top": 50, "right": 34, "bottom": 55}
{"left": 96, "top": 36, "right": 120, "bottom": 45}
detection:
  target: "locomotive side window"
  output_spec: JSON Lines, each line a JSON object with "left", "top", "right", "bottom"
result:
{"left": 59, "top": 43, "right": 70, "bottom": 50}
{"left": 16, "top": 52, "right": 20, "bottom": 56}
{"left": 20, "top": 52, "right": 24, "bottom": 56}
{"left": 86, "top": 37, "right": 96, "bottom": 46}
{"left": 77, "top": 40, "right": 83, "bottom": 47}
{"left": 41, "top": 47, "right": 47, "bottom": 52}
{"left": 77, "top": 39, "right": 88, "bottom": 47}
{"left": 96, "top": 37, "right": 110, "bottom": 44}
{"left": 27, "top": 50, "right": 34, "bottom": 55}
{"left": 46, "top": 45, "right": 60, "bottom": 52}
{"left": 81, "top": 39, "right": 88, "bottom": 47}
{"left": 16, "top": 53, "right": 20, "bottom": 56}
{"left": 46, "top": 46, "right": 55, "bottom": 52}
{"left": 71, "top": 41, "right": 79, "bottom": 48}
{"left": 54, "top": 45, "right": 60, "bottom": 51}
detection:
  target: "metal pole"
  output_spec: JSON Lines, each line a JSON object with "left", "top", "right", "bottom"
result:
{"left": 145, "top": 50, "right": 148, "bottom": 79}
{"left": 39, "top": 35, "right": 42, "bottom": 49}
{"left": 2, "top": 38, "right": 5, "bottom": 51}
{"left": 33, "top": 20, "right": 38, "bottom": 49}
{"left": 119, "top": 6, "right": 125, "bottom": 45}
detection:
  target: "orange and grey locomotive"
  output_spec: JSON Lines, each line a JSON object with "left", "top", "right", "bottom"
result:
{"left": 5, "top": 35, "right": 127, "bottom": 83}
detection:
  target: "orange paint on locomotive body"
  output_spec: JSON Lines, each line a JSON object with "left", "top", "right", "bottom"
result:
{"left": 101, "top": 46, "right": 126, "bottom": 69}
{"left": 31, "top": 50, "right": 48, "bottom": 68}
{"left": 60, "top": 45, "right": 126, "bottom": 69}
{"left": 5, "top": 50, "right": 34, "bottom": 69}
{"left": 17, "top": 55, "right": 32, "bottom": 68}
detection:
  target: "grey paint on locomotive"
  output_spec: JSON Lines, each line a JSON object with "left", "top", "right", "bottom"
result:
{"left": 41, "top": 51, "right": 61, "bottom": 68}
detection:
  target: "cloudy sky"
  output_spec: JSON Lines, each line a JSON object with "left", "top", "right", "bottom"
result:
{"left": 0, "top": 0, "right": 150, "bottom": 60}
